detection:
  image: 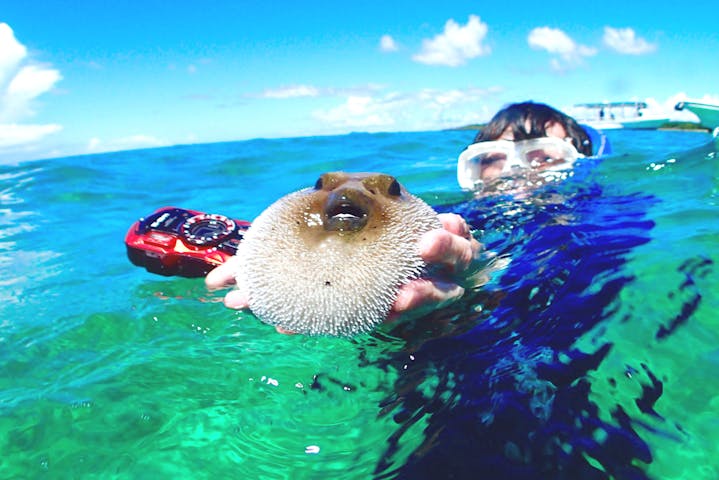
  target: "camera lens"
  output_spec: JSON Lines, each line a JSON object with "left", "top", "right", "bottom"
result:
{"left": 181, "top": 214, "right": 236, "bottom": 246}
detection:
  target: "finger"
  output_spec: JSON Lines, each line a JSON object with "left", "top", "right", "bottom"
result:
{"left": 391, "top": 278, "right": 465, "bottom": 314}
{"left": 205, "top": 256, "right": 241, "bottom": 290}
{"left": 419, "top": 229, "right": 479, "bottom": 274}
{"left": 438, "top": 212, "right": 472, "bottom": 239}
{"left": 223, "top": 289, "right": 250, "bottom": 310}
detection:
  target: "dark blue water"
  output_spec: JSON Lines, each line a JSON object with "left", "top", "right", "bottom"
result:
{"left": 1, "top": 129, "right": 717, "bottom": 479}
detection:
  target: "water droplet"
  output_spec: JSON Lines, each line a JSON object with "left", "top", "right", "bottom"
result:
{"left": 305, "top": 445, "right": 320, "bottom": 454}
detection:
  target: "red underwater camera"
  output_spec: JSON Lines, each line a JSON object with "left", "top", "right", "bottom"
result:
{"left": 125, "top": 207, "right": 251, "bottom": 277}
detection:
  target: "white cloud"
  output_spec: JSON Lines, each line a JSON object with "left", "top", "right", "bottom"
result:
{"left": 603, "top": 27, "right": 657, "bottom": 55}
{"left": 528, "top": 27, "right": 576, "bottom": 56}
{"left": 262, "top": 85, "right": 320, "bottom": 99}
{"left": 380, "top": 34, "right": 399, "bottom": 52}
{"left": 3, "top": 65, "right": 62, "bottom": 120}
{"left": 0, "top": 23, "right": 27, "bottom": 87}
{"left": 528, "top": 26, "right": 596, "bottom": 71}
{"left": 686, "top": 93, "right": 719, "bottom": 105}
{"left": 312, "top": 86, "right": 500, "bottom": 131}
{"left": 86, "top": 134, "right": 168, "bottom": 154}
{"left": 417, "top": 87, "right": 492, "bottom": 107}
{"left": 258, "top": 84, "right": 385, "bottom": 99}
{"left": 413, "top": 15, "right": 491, "bottom": 67}
{"left": 0, "top": 123, "right": 62, "bottom": 148}
{"left": 313, "top": 95, "right": 401, "bottom": 128}
{"left": 0, "top": 23, "right": 62, "bottom": 152}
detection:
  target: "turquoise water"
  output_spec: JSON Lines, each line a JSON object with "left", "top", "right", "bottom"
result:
{"left": 1, "top": 129, "right": 717, "bottom": 478}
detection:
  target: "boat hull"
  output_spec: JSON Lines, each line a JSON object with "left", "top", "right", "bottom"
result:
{"left": 675, "top": 101, "right": 719, "bottom": 130}
{"left": 582, "top": 117, "right": 669, "bottom": 130}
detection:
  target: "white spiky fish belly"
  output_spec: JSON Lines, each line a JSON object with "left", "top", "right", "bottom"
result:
{"left": 234, "top": 190, "right": 440, "bottom": 336}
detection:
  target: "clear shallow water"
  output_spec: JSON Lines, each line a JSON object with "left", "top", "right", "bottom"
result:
{"left": 1, "top": 129, "right": 717, "bottom": 479}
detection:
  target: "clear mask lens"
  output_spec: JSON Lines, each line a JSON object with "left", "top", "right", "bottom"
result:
{"left": 519, "top": 139, "right": 579, "bottom": 171}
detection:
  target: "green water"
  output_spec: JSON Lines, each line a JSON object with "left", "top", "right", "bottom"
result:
{"left": 1, "top": 299, "right": 413, "bottom": 477}
{"left": 577, "top": 139, "right": 719, "bottom": 479}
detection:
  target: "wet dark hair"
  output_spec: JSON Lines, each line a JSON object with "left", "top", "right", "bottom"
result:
{"left": 474, "top": 101, "right": 593, "bottom": 156}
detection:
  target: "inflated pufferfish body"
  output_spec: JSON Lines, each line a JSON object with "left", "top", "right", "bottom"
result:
{"left": 234, "top": 172, "right": 441, "bottom": 336}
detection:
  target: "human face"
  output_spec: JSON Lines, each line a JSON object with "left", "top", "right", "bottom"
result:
{"left": 456, "top": 122, "right": 582, "bottom": 192}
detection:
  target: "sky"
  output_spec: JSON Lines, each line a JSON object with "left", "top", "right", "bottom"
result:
{"left": 1, "top": 1, "right": 718, "bottom": 163}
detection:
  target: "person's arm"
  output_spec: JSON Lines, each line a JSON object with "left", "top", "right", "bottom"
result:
{"left": 205, "top": 212, "right": 481, "bottom": 332}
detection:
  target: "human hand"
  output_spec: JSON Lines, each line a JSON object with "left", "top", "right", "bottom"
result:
{"left": 205, "top": 212, "right": 482, "bottom": 332}
{"left": 205, "top": 256, "right": 249, "bottom": 308}
{"left": 387, "top": 212, "right": 482, "bottom": 322}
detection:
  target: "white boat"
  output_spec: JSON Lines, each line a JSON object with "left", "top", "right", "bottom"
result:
{"left": 674, "top": 101, "right": 719, "bottom": 131}
{"left": 572, "top": 101, "right": 670, "bottom": 130}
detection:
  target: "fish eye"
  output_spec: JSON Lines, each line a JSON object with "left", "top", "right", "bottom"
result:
{"left": 388, "top": 179, "right": 401, "bottom": 196}
{"left": 362, "top": 174, "right": 401, "bottom": 196}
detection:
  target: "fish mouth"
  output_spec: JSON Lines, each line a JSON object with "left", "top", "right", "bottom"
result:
{"left": 324, "top": 191, "right": 370, "bottom": 232}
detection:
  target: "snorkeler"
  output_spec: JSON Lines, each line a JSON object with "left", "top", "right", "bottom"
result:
{"left": 457, "top": 101, "right": 608, "bottom": 193}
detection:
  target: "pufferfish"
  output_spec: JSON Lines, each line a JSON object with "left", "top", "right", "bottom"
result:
{"left": 233, "top": 172, "right": 442, "bottom": 336}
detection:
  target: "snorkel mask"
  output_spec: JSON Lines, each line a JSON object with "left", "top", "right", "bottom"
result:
{"left": 457, "top": 136, "right": 584, "bottom": 192}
